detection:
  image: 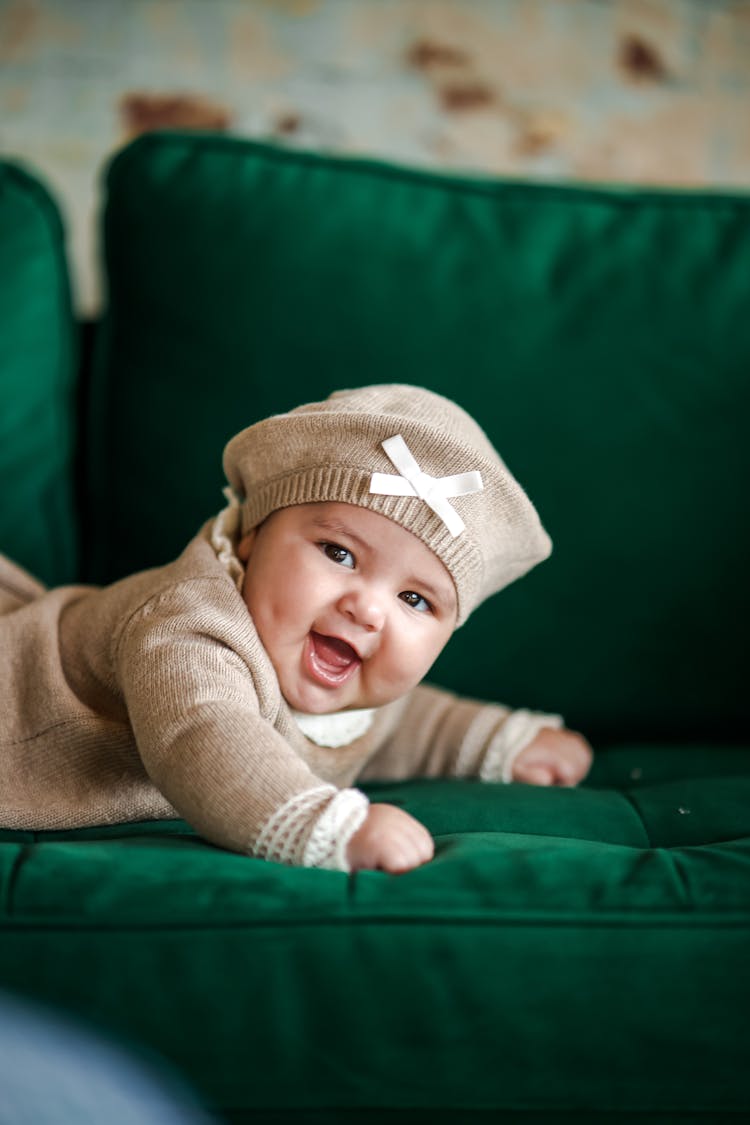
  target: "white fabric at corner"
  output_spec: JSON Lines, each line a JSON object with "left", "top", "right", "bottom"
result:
{"left": 291, "top": 708, "right": 376, "bottom": 748}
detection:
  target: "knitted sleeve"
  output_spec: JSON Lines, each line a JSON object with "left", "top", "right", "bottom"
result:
{"left": 359, "top": 683, "right": 563, "bottom": 784}
{"left": 114, "top": 585, "right": 368, "bottom": 871}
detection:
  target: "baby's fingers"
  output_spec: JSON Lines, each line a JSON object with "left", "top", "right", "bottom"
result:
{"left": 556, "top": 735, "right": 594, "bottom": 785}
{"left": 380, "top": 822, "right": 434, "bottom": 874}
{"left": 512, "top": 760, "right": 555, "bottom": 786}
{"left": 511, "top": 730, "right": 594, "bottom": 788}
{"left": 347, "top": 804, "right": 434, "bottom": 874}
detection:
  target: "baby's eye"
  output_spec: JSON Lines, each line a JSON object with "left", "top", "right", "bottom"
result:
{"left": 399, "top": 590, "right": 432, "bottom": 614}
{"left": 320, "top": 542, "right": 355, "bottom": 569}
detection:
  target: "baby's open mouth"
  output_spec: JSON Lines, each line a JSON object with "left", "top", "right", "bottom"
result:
{"left": 305, "top": 632, "right": 361, "bottom": 688}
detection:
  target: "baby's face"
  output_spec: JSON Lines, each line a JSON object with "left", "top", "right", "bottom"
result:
{"left": 238, "top": 502, "right": 457, "bottom": 714}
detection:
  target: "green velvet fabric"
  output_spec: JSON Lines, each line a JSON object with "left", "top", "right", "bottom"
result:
{"left": 2, "top": 139, "right": 749, "bottom": 1122}
{"left": 0, "top": 161, "right": 78, "bottom": 586}
{"left": 87, "top": 133, "right": 750, "bottom": 746}
{"left": 1, "top": 755, "right": 749, "bottom": 1121}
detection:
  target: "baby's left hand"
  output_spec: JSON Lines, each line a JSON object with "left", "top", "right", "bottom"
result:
{"left": 511, "top": 727, "right": 593, "bottom": 787}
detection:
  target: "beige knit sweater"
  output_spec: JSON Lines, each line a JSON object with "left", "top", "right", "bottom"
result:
{"left": 0, "top": 523, "right": 561, "bottom": 870}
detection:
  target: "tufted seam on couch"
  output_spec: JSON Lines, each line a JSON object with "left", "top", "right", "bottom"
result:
{"left": 663, "top": 849, "right": 693, "bottom": 905}
{"left": 620, "top": 788, "right": 654, "bottom": 848}
{"left": 2, "top": 844, "right": 32, "bottom": 917}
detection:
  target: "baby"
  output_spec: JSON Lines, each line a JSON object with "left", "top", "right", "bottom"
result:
{"left": 0, "top": 384, "right": 591, "bottom": 873}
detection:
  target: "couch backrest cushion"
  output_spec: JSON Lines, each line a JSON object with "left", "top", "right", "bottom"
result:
{"left": 87, "top": 132, "right": 750, "bottom": 743}
{"left": 0, "top": 161, "right": 78, "bottom": 586}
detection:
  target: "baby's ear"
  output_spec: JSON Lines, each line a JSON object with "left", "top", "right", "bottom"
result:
{"left": 236, "top": 530, "right": 257, "bottom": 562}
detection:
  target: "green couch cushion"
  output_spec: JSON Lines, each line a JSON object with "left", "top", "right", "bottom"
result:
{"left": 1, "top": 751, "right": 749, "bottom": 1121}
{"left": 88, "top": 132, "right": 750, "bottom": 745}
{"left": 0, "top": 161, "right": 78, "bottom": 586}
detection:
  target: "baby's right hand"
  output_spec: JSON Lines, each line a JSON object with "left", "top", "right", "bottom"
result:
{"left": 347, "top": 803, "right": 434, "bottom": 874}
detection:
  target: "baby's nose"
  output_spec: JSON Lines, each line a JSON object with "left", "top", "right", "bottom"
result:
{"left": 339, "top": 587, "right": 386, "bottom": 632}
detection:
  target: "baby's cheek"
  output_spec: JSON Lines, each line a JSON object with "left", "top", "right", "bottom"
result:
{"left": 393, "top": 637, "right": 438, "bottom": 691}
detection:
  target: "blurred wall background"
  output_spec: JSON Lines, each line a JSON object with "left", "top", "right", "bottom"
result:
{"left": 2, "top": 0, "right": 749, "bottom": 313}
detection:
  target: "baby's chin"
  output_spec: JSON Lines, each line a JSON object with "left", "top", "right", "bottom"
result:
{"left": 280, "top": 680, "right": 397, "bottom": 715}
{"left": 283, "top": 693, "right": 377, "bottom": 715}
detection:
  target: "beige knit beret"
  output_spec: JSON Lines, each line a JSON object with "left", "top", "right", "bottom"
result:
{"left": 223, "top": 384, "right": 551, "bottom": 625}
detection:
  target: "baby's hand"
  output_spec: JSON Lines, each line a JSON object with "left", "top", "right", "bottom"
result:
{"left": 512, "top": 727, "right": 593, "bottom": 787}
{"left": 347, "top": 803, "right": 434, "bottom": 874}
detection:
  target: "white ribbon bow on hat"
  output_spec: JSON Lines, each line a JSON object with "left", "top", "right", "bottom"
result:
{"left": 369, "top": 434, "right": 483, "bottom": 538}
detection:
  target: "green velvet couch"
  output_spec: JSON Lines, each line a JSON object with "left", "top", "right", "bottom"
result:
{"left": 1, "top": 132, "right": 749, "bottom": 1124}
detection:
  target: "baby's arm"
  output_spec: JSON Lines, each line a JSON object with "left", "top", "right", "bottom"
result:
{"left": 360, "top": 683, "right": 592, "bottom": 788}
{"left": 115, "top": 590, "right": 370, "bottom": 870}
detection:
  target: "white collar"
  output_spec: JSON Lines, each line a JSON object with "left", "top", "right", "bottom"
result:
{"left": 291, "top": 708, "right": 376, "bottom": 748}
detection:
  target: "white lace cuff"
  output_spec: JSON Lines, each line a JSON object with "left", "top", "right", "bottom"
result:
{"left": 252, "top": 785, "right": 370, "bottom": 872}
{"left": 302, "top": 788, "right": 370, "bottom": 871}
{"left": 479, "top": 709, "right": 564, "bottom": 785}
